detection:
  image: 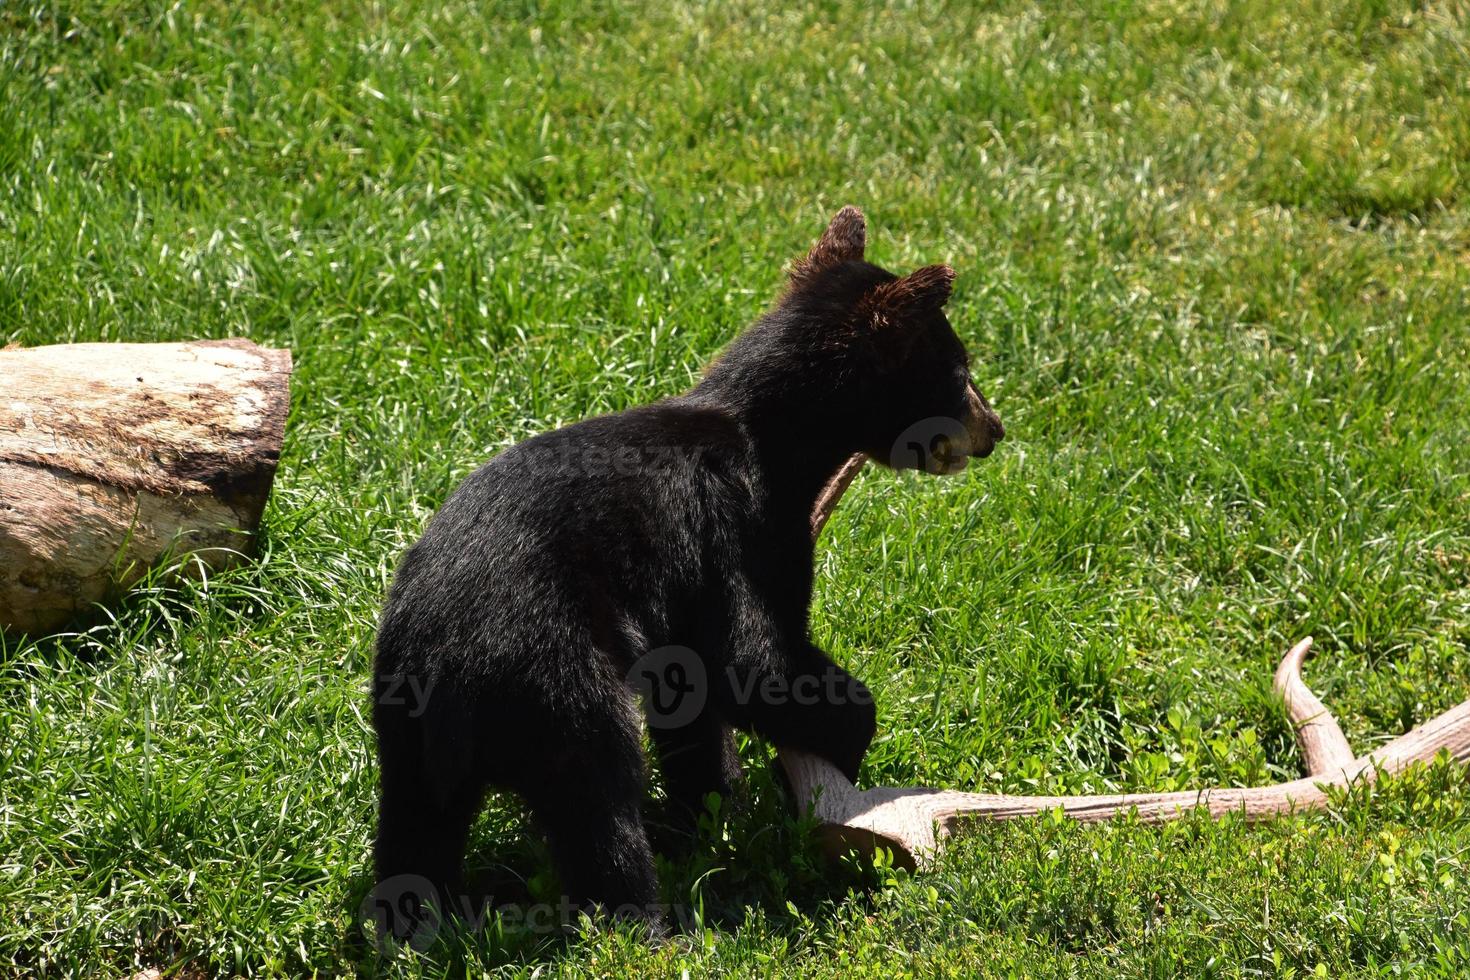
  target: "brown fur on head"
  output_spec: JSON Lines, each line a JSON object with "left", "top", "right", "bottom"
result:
{"left": 702, "top": 204, "right": 1005, "bottom": 475}
{"left": 791, "top": 207, "right": 1005, "bottom": 472}
{"left": 789, "top": 205, "right": 868, "bottom": 288}
{"left": 861, "top": 264, "right": 955, "bottom": 328}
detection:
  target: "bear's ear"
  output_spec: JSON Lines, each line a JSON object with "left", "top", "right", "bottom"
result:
{"left": 864, "top": 264, "right": 955, "bottom": 326}
{"left": 789, "top": 205, "right": 865, "bottom": 285}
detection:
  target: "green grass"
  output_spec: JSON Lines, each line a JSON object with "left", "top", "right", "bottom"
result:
{"left": 3, "top": 0, "right": 1470, "bottom": 975}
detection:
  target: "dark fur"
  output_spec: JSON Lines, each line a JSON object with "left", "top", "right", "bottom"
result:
{"left": 371, "top": 207, "right": 1003, "bottom": 940}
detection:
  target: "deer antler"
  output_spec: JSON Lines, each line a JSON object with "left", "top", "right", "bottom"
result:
{"left": 779, "top": 454, "right": 1470, "bottom": 870}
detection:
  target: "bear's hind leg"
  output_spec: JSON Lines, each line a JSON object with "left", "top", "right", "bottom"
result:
{"left": 520, "top": 722, "right": 664, "bottom": 935}
{"left": 372, "top": 699, "right": 487, "bottom": 943}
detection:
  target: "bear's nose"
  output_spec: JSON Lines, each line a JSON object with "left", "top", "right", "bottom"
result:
{"left": 964, "top": 381, "right": 1005, "bottom": 455}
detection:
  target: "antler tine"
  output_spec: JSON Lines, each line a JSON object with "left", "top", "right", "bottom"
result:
{"left": 811, "top": 453, "right": 868, "bottom": 539}
{"left": 1272, "top": 636, "right": 1356, "bottom": 777}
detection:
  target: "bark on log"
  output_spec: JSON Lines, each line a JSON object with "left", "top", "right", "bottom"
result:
{"left": 0, "top": 339, "right": 291, "bottom": 635}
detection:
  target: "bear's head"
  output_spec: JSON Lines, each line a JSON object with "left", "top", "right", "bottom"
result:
{"left": 701, "top": 206, "right": 1004, "bottom": 476}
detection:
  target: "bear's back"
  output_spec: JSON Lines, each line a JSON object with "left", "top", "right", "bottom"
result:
{"left": 378, "top": 399, "right": 758, "bottom": 673}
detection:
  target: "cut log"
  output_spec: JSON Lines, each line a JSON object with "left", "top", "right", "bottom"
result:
{"left": 0, "top": 339, "right": 291, "bottom": 635}
{"left": 779, "top": 452, "right": 1470, "bottom": 869}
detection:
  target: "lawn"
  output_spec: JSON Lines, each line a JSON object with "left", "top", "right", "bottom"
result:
{"left": 3, "top": 0, "right": 1470, "bottom": 975}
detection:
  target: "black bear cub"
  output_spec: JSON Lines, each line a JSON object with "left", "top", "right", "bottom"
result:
{"left": 372, "top": 206, "right": 1005, "bottom": 940}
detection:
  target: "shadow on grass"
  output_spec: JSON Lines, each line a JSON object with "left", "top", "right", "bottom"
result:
{"left": 339, "top": 758, "right": 884, "bottom": 974}
{"left": 0, "top": 494, "right": 358, "bottom": 670}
